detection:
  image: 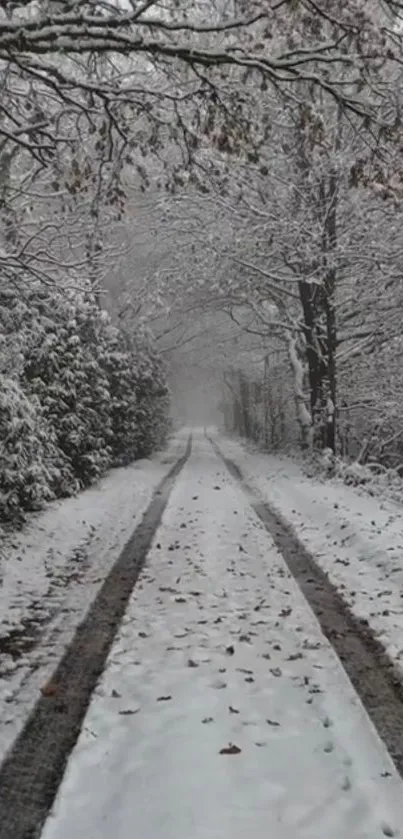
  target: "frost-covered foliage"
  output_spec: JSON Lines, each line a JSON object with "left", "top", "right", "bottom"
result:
{"left": 0, "top": 281, "right": 170, "bottom": 528}
{"left": 101, "top": 332, "right": 170, "bottom": 465}
{"left": 130, "top": 341, "right": 171, "bottom": 458}
{"left": 0, "top": 375, "right": 69, "bottom": 526}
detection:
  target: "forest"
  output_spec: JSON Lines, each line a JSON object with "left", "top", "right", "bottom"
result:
{"left": 1, "top": 0, "right": 403, "bottom": 528}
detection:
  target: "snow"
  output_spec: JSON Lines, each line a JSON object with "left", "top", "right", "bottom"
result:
{"left": 216, "top": 435, "right": 403, "bottom": 678}
{"left": 42, "top": 433, "right": 403, "bottom": 839}
{"left": 0, "top": 431, "right": 187, "bottom": 764}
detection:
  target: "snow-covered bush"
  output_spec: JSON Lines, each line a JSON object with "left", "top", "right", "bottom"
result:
{"left": 130, "top": 341, "right": 171, "bottom": 459}
{"left": 98, "top": 327, "right": 139, "bottom": 465}
{"left": 0, "top": 376, "right": 62, "bottom": 526}
{"left": 0, "top": 279, "right": 170, "bottom": 528}
{"left": 23, "top": 294, "right": 113, "bottom": 487}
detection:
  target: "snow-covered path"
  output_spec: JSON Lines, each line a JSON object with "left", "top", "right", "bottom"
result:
{"left": 0, "top": 432, "right": 187, "bottom": 764}
{"left": 41, "top": 434, "right": 403, "bottom": 839}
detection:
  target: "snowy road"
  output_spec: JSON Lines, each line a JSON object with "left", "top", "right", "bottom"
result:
{"left": 38, "top": 433, "right": 403, "bottom": 839}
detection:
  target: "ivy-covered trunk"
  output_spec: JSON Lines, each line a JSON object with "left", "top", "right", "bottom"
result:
{"left": 293, "top": 102, "right": 339, "bottom": 453}
{"left": 298, "top": 273, "right": 336, "bottom": 452}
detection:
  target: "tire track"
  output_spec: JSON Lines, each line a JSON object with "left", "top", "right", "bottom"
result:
{"left": 0, "top": 436, "right": 192, "bottom": 839}
{"left": 210, "top": 435, "right": 403, "bottom": 778}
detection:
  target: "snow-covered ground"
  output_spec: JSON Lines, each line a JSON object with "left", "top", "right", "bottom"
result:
{"left": 42, "top": 434, "right": 403, "bottom": 839}
{"left": 0, "top": 431, "right": 188, "bottom": 763}
{"left": 216, "top": 435, "right": 403, "bottom": 677}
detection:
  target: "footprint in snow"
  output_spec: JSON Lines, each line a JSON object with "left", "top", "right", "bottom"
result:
{"left": 381, "top": 824, "right": 395, "bottom": 837}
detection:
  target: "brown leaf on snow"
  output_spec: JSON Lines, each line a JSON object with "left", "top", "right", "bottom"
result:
{"left": 266, "top": 719, "right": 280, "bottom": 727}
{"left": 40, "top": 681, "right": 58, "bottom": 697}
{"left": 119, "top": 708, "right": 140, "bottom": 716}
{"left": 226, "top": 645, "right": 235, "bottom": 655}
{"left": 239, "top": 634, "right": 251, "bottom": 643}
{"left": 279, "top": 607, "right": 292, "bottom": 618}
{"left": 157, "top": 695, "right": 172, "bottom": 702}
{"left": 245, "top": 676, "right": 255, "bottom": 683}
{"left": 175, "top": 596, "right": 187, "bottom": 603}
{"left": 270, "top": 667, "right": 282, "bottom": 678}
{"left": 229, "top": 705, "right": 239, "bottom": 714}
{"left": 202, "top": 716, "right": 214, "bottom": 724}
{"left": 111, "top": 689, "right": 121, "bottom": 698}
{"left": 187, "top": 659, "right": 199, "bottom": 668}
{"left": 219, "top": 743, "right": 241, "bottom": 755}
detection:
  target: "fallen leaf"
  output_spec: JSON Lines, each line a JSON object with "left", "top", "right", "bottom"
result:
{"left": 239, "top": 634, "right": 251, "bottom": 643}
{"left": 202, "top": 716, "right": 214, "bottom": 724}
{"left": 157, "top": 695, "right": 172, "bottom": 702}
{"left": 111, "top": 689, "right": 121, "bottom": 698}
{"left": 219, "top": 743, "right": 241, "bottom": 755}
{"left": 266, "top": 719, "right": 280, "bottom": 727}
{"left": 226, "top": 645, "right": 235, "bottom": 655}
{"left": 245, "top": 676, "right": 255, "bottom": 683}
{"left": 229, "top": 705, "right": 239, "bottom": 714}
{"left": 270, "top": 667, "right": 282, "bottom": 677}
{"left": 40, "top": 682, "right": 58, "bottom": 697}
{"left": 175, "top": 596, "right": 187, "bottom": 603}
{"left": 187, "top": 659, "right": 199, "bottom": 668}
